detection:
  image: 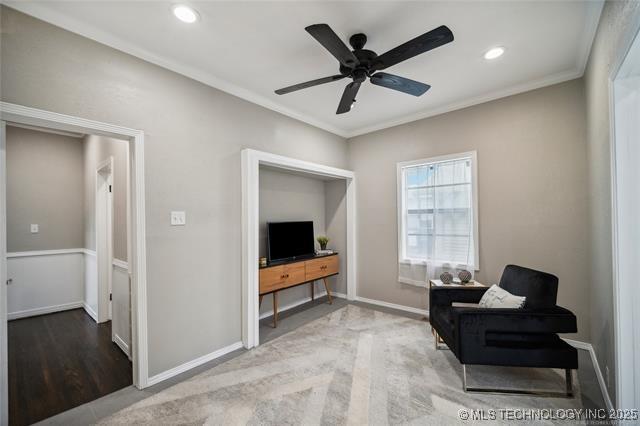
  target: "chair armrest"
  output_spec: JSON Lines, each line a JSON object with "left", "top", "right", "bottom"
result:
{"left": 429, "top": 286, "right": 488, "bottom": 309}
{"left": 452, "top": 305, "right": 578, "bottom": 334}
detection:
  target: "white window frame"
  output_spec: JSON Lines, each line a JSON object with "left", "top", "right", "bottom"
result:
{"left": 396, "top": 151, "right": 479, "bottom": 269}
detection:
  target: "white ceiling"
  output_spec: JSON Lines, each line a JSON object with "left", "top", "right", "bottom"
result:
{"left": 8, "top": 1, "right": 603, "bottom": 138}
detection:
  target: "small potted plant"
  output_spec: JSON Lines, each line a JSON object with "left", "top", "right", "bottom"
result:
{"left": 317, "top": 235, "right": 329, "bottom": 251}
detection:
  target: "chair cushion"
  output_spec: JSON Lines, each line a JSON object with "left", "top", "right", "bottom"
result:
{"left": 479, "top": 284, "right": 526, "bottom": 309}
{"left": 498, "top": 265, "right": 558, "bottom": 309}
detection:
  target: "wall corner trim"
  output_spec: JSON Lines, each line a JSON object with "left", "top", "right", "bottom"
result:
{"left": 563, "top": 338, "right": 614, "bottom": 410}
{"left": 82, "top": 302, "right": 98, "bottom": 322}
{"left": 114, "top": 333, "right": 131, "bottom": 359}
{"left": 112, "top": 258, "right": 128, "bottom": 270}
{"left": 146, "top": 341, "right": 244, "bottom": 387}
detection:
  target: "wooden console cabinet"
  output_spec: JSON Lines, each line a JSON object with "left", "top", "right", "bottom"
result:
{"left": 259, "top": 253, "right": 338, "bottom": 327}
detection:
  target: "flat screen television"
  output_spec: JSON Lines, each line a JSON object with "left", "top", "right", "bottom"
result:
{"left": 267, "top": 221, "right": 315, "bottom": 263}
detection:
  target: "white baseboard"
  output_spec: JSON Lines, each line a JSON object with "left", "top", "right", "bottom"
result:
{"left": 147, "top": 341, "right": 244, "bottom": 387}
{"left": 114, "top": 333, "right": 130, "bottom": 359}
{"left": 8, "top": 301, "right": 84, "bottom": 320}
{"left": 259, "top": 291, "right": 346, "bottom": 320}
{"left": 563, "top": 338, "right": 614, "bottom": 410}
{"left": 354, "top": 296, "right": 429, "bottom": 316}
{"left": 83, "top": 302, "right": 98, "bottom": 322}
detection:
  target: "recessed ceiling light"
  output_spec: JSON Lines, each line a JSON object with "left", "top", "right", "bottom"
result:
{"left": 172, "top": 4, "right": 199, "bottom": 23}
{"left": 484, "top": 46, "right": 505, "bottom": 60}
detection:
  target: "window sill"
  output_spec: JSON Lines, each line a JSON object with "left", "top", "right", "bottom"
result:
{"left": 399, "top": 259, "right": 478, "bottom": 271}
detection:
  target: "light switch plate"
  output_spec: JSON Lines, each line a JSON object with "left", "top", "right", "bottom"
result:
{"left": 30, "top": 224, "right": 39, "bottom": 233}
{"left": 170, "top": 211, "right": 186, "bottom": 226}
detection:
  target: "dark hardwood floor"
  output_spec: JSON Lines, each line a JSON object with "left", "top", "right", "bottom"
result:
{"left": 9, "top": 308, "right": 132, "bottom": 426}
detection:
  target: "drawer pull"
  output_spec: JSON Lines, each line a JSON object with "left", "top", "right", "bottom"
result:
{"left": 281, "top": 274, "right": 290, "bottom": 279}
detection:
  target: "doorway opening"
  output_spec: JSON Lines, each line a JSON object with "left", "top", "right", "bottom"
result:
{"left": 0, "top": 102, "right": 149, "bottom": 426}
{"left": 3, "top": 124, "right": 132, "bottom": 425}
{"left": 611, "top": 26, "right": 640, "bottom": 410}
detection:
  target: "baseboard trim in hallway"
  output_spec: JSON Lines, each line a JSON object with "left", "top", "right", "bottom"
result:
{"left": 146, "top": 341, "right": 244, "bottom": 387}
{"left": 7, "top": 301, "right": 84, "bottom": 320}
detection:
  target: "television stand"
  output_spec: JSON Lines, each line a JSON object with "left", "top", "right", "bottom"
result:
{"left": 259, "top": 253, "right": 338, "bottom": 328}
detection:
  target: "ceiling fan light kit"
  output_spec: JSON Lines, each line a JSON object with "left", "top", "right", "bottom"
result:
{"left": 275, "top": 23, "right": 454, "bottom": 114}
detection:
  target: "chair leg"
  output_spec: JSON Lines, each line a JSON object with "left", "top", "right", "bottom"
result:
{"left": 461, "top": 365, "right": 575, "bottom": 398}
{"left": 433, "top": 330, "right": 448, "bottom": 350}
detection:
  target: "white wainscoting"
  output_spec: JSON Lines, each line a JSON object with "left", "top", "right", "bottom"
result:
{"left": 7, "top": 249, "right": 85, "bottom": 320}
{"left": 112, "top": 259, "right": 131, "bottom": 358}
{"left": 83, "top": 249, "right": 98, "bottom": 321}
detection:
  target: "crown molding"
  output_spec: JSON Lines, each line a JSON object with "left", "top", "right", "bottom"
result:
{"left": 344, "top": 67, "right": 583, "bottom": 138}
{"left": 3, "top": 2, "right": 349, "bottom": 138}
{"left": 4, "top": 1, "right": 604, "bottom": 140}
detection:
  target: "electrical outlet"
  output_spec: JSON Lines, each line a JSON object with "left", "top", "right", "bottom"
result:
{"left": 606, "top": 365, "right": 610, "bottom": 387}
{"left": 30, "top": 224, "right": 39, "bottom": 233}
{"left": 170, "top": 211, "right": 186, "bottom": 226}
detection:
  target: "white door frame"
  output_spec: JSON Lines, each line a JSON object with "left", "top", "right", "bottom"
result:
{"left": 96, "top": 157, "right": 114, "bottom": 324}
{"left": 0, "top": 102, "right": 150, "bottom": 425}
{"left": 609, "top": 24, "right": 640, "bottom": 411}
{"left": 241, "top": 149, "right": 356, "bottom": 349}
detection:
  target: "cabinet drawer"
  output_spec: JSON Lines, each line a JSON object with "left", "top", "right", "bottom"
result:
{"left": 305, "top": 256, "right": 339, "bottom": 281}
{"left": 259, "top": 263, "right": 305, "bottom": 294}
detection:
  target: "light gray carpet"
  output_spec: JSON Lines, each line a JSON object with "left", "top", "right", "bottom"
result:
{"left": 100, "top": 305, "right": 584, "bottom": 425}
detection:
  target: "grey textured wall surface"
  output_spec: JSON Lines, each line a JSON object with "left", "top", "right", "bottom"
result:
{"left": 258, "top": 167, "right": 327, "bottom": 315}
{"left": 6, "top": 126, "right": 84, "bottom": 252}
{"left": 348, "top": 80, "right": 590, "bottom": 342}
{"left": 583, "top": 0, "right": 640, "bottom": 404}
{"left": 0, "top": 6, "right": 348, "bottom": 375}
{"left": 83, "top": 135, "right": 129, "bottom": 261}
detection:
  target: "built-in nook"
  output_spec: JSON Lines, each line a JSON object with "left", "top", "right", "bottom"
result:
{"left": 258, "top": 165, "right": 348, "bottom": 324}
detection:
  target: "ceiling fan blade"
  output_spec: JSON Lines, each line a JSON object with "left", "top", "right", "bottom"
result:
{"left": 275, "top": 75, "right": 346, "bottom": 95}
{"left": 370, "top": 72, "right": 431, "bottom": 96}
{"left": 373, "top": 25, "right": 454, "bottom": 71}
{"left": 336, "top": 82, "right": 361, "bottom": 114}
{"left": 306, "top": 24, "right": 359, "bottom": 68}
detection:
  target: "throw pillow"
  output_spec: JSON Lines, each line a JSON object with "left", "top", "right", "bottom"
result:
{"left": 479, "top": 284, "right": 526, "bottom": 309}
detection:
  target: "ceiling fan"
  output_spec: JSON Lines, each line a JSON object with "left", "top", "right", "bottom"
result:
{"left": 275, "top": 23, "right": 454, "bottom": 114}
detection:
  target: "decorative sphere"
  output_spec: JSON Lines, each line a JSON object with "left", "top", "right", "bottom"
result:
{"left": 440, "top": 272, "right": 453, "bottom": 284}
{"left": 458, "top": 270, "right": 472, "bottom": 283}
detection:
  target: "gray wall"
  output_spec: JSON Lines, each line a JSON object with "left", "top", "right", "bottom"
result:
{"left": 0, "top": 6, "right": 348, "bottom": 375}
{"left": 83, "top": 135, "right": 129, "bottom": 262}
{"left": 258, "top": 167, "right": 327, "bottom": 315}
{"left": 6, "top": 126, "right": 84, "bottom": 252}
{"left": 584, "top": 0, "right": 640, "bottom": 403}
{"left": 324, "top": 179, "right": 347, "bottom": 296}
{"left": 347, "top": 79, "right": 590, "bottom": 341}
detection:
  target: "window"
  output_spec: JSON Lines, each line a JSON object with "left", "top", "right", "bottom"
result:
{"left": 397, "top": 152, "right": 478, "bottom": 268}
